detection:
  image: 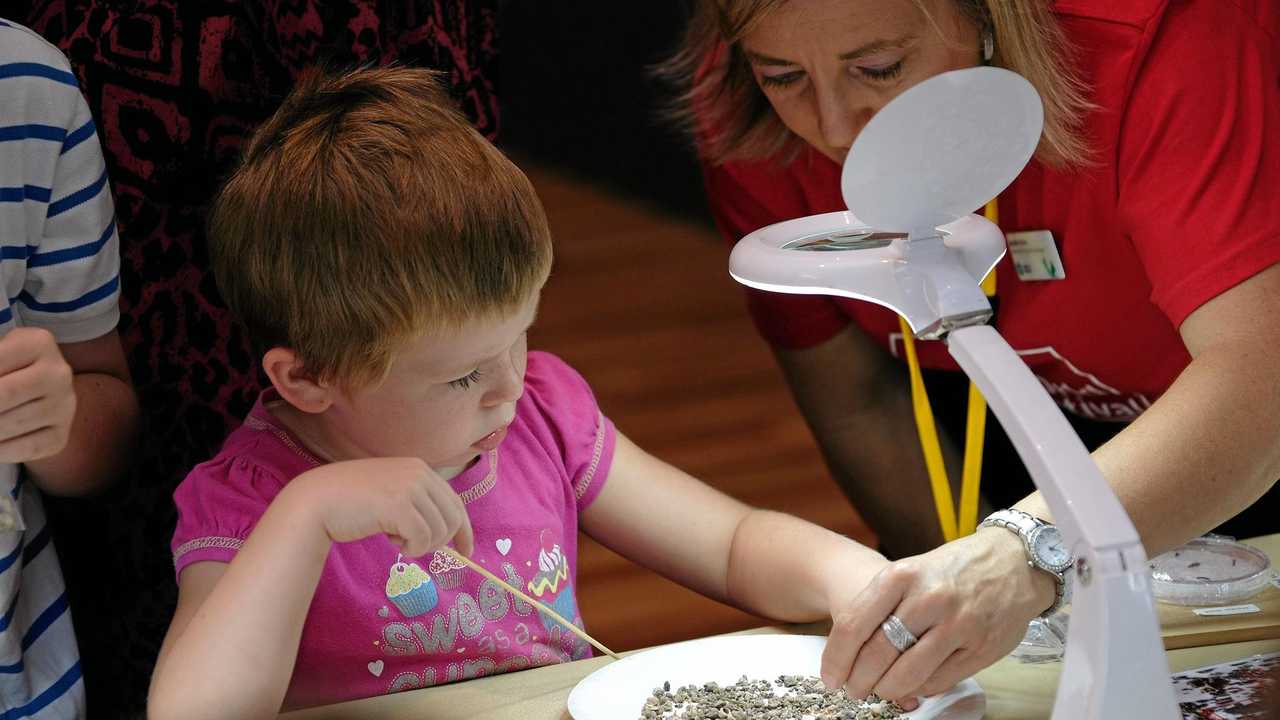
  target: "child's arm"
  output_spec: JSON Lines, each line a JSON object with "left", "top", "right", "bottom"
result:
{"left": 148, "top": 457, "right": 474, "bottom": 720}
{"left": 580, "top": 432, "right": 887, "bottom": 627}
{"left": 8, "top": 329, "right": 139, "bottom": 495}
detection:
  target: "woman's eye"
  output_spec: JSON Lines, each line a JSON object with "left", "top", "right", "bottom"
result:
{"left": 759, "top": 70, "right": 805, "bottom": 88}
{"left": 449, "top": 369, "right": 484, "bottom": 391}
{"left": 858, "top": 60, "right": 904, "bottom": 82}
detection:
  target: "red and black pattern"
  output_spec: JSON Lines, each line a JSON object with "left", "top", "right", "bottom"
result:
{"left": 21, "top": 2, "right": 498, "bottom": 715}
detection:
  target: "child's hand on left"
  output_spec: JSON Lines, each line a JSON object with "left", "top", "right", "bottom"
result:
{"left": 0, "top": 328, "right": 75, "bottom": 464}
{"left": 290, "top": 457, "right": 475, "bottom": 558}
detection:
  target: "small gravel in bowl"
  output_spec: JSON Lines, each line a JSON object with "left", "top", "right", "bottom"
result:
{"left": 639, "top": 674, "right": 904, "bottom": 719}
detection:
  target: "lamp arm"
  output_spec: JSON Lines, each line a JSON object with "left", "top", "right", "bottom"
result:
{"left": 946, "top": 324, "right": 1178, "bottom": 719}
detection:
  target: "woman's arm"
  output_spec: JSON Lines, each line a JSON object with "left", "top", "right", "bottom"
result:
{"left": 1018, "top": 261, "right": 1280, "bottom": 552}
{"left": 700, "top": 154, "right": 955, "bottom": 560}
{"left": 822, "top": 263, "right": 1280, "bottom": 706}
{"left": 580, "top": 432, "right": 887, "bottom": 625}
{"left": 774, "top": 325, "right": 960, "bottom": 558}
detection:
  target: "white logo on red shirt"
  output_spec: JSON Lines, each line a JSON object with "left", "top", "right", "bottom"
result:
{"left": 1017, "top": 347, "right": 1152, "bottom": 422}
{"left": 889, "top": 335, "right": 1152, "bottom": 423}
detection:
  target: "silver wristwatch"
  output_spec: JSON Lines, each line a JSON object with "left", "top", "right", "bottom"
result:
{"left": 979, "top": 509, "right": 1073, "bottom": 617}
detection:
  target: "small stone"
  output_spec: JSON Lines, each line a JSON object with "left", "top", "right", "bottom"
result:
{"left": 633, "top": 674, "right": 902, "bottom": 719}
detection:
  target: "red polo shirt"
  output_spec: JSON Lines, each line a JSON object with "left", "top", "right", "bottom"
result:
{"left": 702, "top": 0, "right": 1280, "bottom": 422}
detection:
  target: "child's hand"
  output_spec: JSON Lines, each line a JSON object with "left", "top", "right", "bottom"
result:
{"left": 295, "top": 457, "right": 475, "bottom": 557}
{"left": 0, "top": 328, "right": 75, "bottom": 463}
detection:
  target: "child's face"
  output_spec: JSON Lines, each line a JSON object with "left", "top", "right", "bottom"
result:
{"left": 324, "top": 293, "right": 539, "bottom": 474}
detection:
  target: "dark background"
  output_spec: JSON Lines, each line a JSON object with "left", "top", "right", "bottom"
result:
{"left": 497, "top": 1, "right": 709, "bottom": 221}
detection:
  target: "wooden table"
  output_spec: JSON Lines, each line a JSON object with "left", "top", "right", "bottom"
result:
{"left": 286, "top": 535, "right": 1280, "bottom": 719}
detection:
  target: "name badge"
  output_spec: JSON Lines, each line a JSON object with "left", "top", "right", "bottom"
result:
{"left": 1007, "top": 230, "right": 1066, "bottom": 281}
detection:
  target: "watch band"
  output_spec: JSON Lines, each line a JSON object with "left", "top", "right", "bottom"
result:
{"left": 980, "top": 509, "right": 1070, "bottom": 617}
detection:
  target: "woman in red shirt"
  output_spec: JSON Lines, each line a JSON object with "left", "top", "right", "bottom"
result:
{"left": 667, "top": 0, "right": 1280, "bottom": 706}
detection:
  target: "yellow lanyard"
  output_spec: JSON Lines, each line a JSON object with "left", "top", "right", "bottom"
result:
{"left": 897, "top": 200, "right": 998, "bottom": 541}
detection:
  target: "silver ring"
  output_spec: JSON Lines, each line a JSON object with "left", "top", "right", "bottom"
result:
{"left": 881, "top": 614, "right": 918, "bottom": 653}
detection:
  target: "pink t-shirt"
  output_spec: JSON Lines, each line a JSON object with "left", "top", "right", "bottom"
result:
{"left": 170, "top": 351, "right": 616, "bottom": 708}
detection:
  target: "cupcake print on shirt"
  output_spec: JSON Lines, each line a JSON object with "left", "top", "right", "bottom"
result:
{"left": 526, "top": 529, "right": 577, "bottom": 635}
{"left": 385, "top": 559, "right": 438, "bottom": 618}
{"left": 429, "top": 549, "right": 468, "bottom": 590}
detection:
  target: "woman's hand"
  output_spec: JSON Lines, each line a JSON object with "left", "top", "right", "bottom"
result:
{"left": 292, "top": 457, "right": 475, "bottom": 558}
{"left": 820, "top": 528, "right": 1055, "bottom": 708}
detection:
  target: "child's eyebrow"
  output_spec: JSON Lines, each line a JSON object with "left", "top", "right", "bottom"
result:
{"left": 439, "top": 312, "right": 540, "bottom": 378}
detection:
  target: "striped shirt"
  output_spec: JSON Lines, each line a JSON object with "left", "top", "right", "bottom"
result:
{"left": 1, "top": 17, "right": 123, "bottom": 720}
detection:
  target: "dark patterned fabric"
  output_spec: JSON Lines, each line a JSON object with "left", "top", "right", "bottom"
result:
{"left": 19, "top": 2, "right": 499, "bottom": 715}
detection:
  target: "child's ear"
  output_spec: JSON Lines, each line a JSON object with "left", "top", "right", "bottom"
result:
{"left": 263, "top": 348, "right": 333, "bottom": 414}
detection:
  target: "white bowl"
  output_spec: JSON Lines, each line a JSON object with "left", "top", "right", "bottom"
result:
{"left": 568, "top": 634, "right": 985, "bottom": 719}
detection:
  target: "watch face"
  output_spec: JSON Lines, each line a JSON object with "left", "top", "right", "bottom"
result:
{"left": 1030, "top": 526, "right": 1072, "bottom": 572}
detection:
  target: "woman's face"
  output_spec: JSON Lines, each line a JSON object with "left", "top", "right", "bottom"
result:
{"left": 742, "top": 0, "right": 982, "bottom": 164}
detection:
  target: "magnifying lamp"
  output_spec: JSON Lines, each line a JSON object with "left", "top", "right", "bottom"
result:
{"left": 729, "top": 67, "right": 1179, "bottom": 718}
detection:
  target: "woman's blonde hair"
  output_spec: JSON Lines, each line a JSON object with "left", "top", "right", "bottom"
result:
{"left": 661, "top": 0, "right": 1093, "bottom": 168}
{"left": 210, "top": 66, "right": 553, "bottom": 390}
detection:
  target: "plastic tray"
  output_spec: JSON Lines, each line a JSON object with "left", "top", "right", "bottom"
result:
{"left": 1149, "top": 536, "right": 1272, "bottom": 606}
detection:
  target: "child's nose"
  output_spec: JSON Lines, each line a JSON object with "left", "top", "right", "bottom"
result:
{"left": 483, "top": 360, "right": 523, "bottom": 407}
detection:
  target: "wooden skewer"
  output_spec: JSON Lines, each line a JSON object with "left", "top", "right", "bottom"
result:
{"left": 440, "top": 547, "right": 620, "bottom": 660}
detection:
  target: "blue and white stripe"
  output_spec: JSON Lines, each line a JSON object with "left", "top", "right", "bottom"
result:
{"left": 0, "top": 466, "right": 85, "bottom": 720}
{"left": 1, "top": 15, "right": 120, "bottom": 719}
{"left": 1, "top": 18, "right": 120, "bottom": 347}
